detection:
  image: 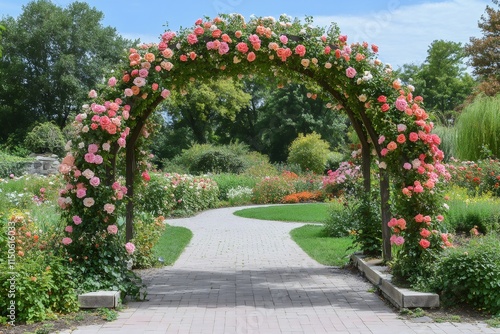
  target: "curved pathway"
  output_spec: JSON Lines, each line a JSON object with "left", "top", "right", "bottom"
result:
{"left": 66, "top": 206, "right": 499, "bottom": 334}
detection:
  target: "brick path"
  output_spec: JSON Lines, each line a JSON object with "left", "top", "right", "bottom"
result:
{"left": 64, "top": 206, "right": 500, "bottom": 334}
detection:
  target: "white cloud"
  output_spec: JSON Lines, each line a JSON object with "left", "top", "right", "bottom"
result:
{"left": 312, "top": 0, "right": 489, "bottom": 68}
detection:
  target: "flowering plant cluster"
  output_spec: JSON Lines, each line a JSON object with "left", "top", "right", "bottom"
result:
{"left": 446, "top": 158, "right": 500, "bottom": 197}
{"left": 282, "top": 191, "right": 322, "bottom": 203}
{"left": 136, "top": 173, "right": 219, "bottom": 217}
{"left": 322, "top": 161, "right": 361, "bottom": 197}
{"left": 59, "top": 13, "right": 450, "bottom": 284}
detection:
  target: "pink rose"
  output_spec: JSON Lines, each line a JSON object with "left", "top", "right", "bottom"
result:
{"left": 73, "top": 215, "right": 82, "bottom": 225}
{"left": 403, "top": 163, "right": 412, "bottom": 170}
{"left": 420, "top": 228, "right": 432, "bottom": 238}
{"left": 419, "top": 239, "right": 431, "bottom": 249}
{"left": 139, "top": 68, "right": 149, "bottom": 78}
{"left": 76, "top": 188, "right": 87, "bottom": 198}
{"left": 381, "top": 148, "right": 389, "bottom": 156}
{"left": 65, "top": 226, "right": 73, "bottom": 233}
{"left": 395, "top": 98, "right": 408, "bottom": 111}
{"left": 394, "top": 236, "right": 405, "bottom": 246}
{"left": 107, "top": 225, "right": 118, "bottom": 235}
{"left": 88, "top": 144, "right": 98, "bottom": 154}
{"left": 236, "top": 42, "right": 249, "bottom": 53}
{"left": 90, "top": 176, "right": 100, "bottom": 187}
{"left": 381, "top": 103, "right": 390, "bottom": 112}
{"left": 397, "top": 124, "right": 407, "bottom": 132}
{"left": 88, "top": 90, "right": 97, "bottom": 98}
{"left": 125, "top": 242, "right": 136, "bottom": 254}
{"left": 396, "top": 134, "right": 406, "bottom": 144}
{"left": 378, "top": 135, "right": 385, "bottom": 145}
{"left": 62, "top": 237, "right": 73, "bottom": 245}
{"left": 83, "top": 197, "right": 95, "bottom": 207}
{"left": 387, "top": 141, "right": 397, "bottom": 151}
{"left": 294, "top": 44, "right": 306, "bottom": 57}
{"left": 112, "top": 182, "right": 121, "bottom": 191}
{"left": 124, "top": 88, "right": 133, "bottom": 97}
{"left": 187, "top": 33, "right": 198, "bottom": 45}
{"left": 84, "top": 153, "right": 95, "bottom": 163}
{"left": 108, "top": 77, "right": 117, "bottom": 87}
{"left": 247, "top": 52, "right": 256, "bottom": 62}
{"left": 161, "top": 89, "right": 171, "bottom": 99}
{"left": 94, "top": 155, "right": 103, "bottom": 164}
{"left": 345, "top": 67, "right": 357, "bottom": 78}
{"left": 104, "top": 203, "right": 115, "bottom": 214}
{"left": 117, "top": 137, "right": 126, "bottom": 148}
{"left": 279, "top": 35, "right": 288, "bottom": 44}
{"left": 133, "top": 77, "right": 146, "bottom": 87}
{"left": 142, "top": 171, "right": 151, "bottom": 182}
{"left": 219, "top": 42, "right": 229, "bottom": 55}
{"left": 409, "top": 132, "right": 419, "bottom": 142}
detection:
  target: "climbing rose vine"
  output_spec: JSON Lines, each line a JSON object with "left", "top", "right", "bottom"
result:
{"left": 58, "top": 14, "right": 449, "bottom": 291}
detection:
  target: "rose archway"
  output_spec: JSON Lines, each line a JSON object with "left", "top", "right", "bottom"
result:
{"left": 57, "top": 14, "right": 450, "bottom": 294}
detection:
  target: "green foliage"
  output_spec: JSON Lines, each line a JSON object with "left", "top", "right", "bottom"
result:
{"left": 130, "top": 214, "right": 166, "bottom": 269}
{"left": 455, "top": 95, "right": 500, "bottom": 160}
{"left": 135, "top": 173, "right": 219, "bottom": 217}
{"left": 96, "top": 307, "right": 118, "bottom": 321}
{"left": 324, "top": 195, "right": 381, "bottom": 255}
{"left": 234, "top": 203, "right": 329, "bottom": 222}
{"left": 398, "top": 40, "right": 475, "bottom": 125}
{"left": 153, "top": 224, "right": 193, "bottom": 266}
{"left": 24, "top": 122, "right": 66, "bottom": 156}
{"left": 190, "top": 149, "right": 245, "bottom": 174}
{"left": 0, "top": 0, "right": 133, "bottom": 142}
{"left": 211, "top": 173, "right": 257, "bottom": 201}
{"left": 287, "top": 132, "right": 330, "bottom": 174}
{"left": 323, "top": 199, "right": 356, "bottom": 237}
{"left": 443, "top": 192, "right": 500, "bottom": 234}
{"left": 325, "top": 151, "right": 346, "bottom": 171}
{"left": 290, "top": 225, "right": 355, "bottom": 266}
{"left": 251, "top": 176, "right": 296, "bottom": 204}
{"left": 0, "top": 151, "right": 34, "bottom": 178}
{"left": 423, "top": 234, "right": 500, "bottom": 315}
{"left": 164, "top": 78, "right": 251, "bottom": 143}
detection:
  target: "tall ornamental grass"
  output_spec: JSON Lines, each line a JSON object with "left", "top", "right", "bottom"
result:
{"left": 456, "top": 95, "right": 500, "bottom": 160}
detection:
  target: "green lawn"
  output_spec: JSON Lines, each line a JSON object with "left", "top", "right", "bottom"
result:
{"left": 233, "top": 203, "right": 329, "bottom": 223}
{"left": 290, "top": 225, "right": 355, "bottom": 267}
{"left": 153, "top": 224, "right": 193, "bottom": 265}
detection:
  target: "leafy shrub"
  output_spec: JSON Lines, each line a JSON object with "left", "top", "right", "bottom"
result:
{"left": 425, "top": 234, "right": 500, "bottom": 315}
{"left": 24, "top": 122, "right": 66, "bottom": 156}
{"left": 136, "top": 173, "right": 219, "bottom": 217}
{"left": 444, "top": 196, "right": 500, "bottom": 234}
{"left": 190, "top": 149, "right": 245, "bottom": 174}
{"left": 287, "top": 132, "right": 330, "bottom": 174}
{"left": 211, "top": 173, "right": 257, "bottom": 201}
{"left": 131, "top": 214, "right": 166, "bottom": 269}
{"left": 252, "top": 175, "right": 296, "bottom": 204}
{"left": 0, "top": 151, "right": 34, "bottom": 178}
{"left": 227, "top": 186, "right": 253, "bottom": 206}
{"left": 0, "top": 212, "right": 79, "bottom": 324}
{"left": 240, "top": 151, "right": 278, "bottom": 177}
{"left": 323, "top": 199, "right": 356, "bottom": 237}
{"left": 325, "top": 151, "right": 346, "bottom": 171}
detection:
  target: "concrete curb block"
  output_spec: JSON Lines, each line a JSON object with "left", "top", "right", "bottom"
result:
{"left": 78, "top": 291, "right": 121, "bottom": 309}
{"left": 351, "top": 254, "right": 439, "bottom": 309}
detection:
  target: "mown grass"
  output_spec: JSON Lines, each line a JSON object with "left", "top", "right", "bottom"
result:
{"left": 233, "top": 203, "right": 329, "bottom": 223}
{"left": 153, "top": 224, "right": 193, "bottom": 265}
{"left": 290, "top": 225, "right": 355, "bottom": 266}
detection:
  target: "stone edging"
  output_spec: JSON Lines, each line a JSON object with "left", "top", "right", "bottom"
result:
{"left": 351, "top": 254, "right": 439, "bottom": 309}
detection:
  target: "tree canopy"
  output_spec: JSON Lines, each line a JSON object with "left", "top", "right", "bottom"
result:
{"left": 465, "top": 0, "right": 500, "bottom": 95}
{"left": 0, "top": 0, "right": 133, "bottom": 143}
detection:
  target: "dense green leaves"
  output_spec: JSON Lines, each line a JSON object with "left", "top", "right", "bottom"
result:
{"left": 0, "top": 0, "right": 133, "bottom": 143}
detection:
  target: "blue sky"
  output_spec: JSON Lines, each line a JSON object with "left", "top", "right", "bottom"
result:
{"left": 0, "top": 0, "right": 490, "bottom": 68}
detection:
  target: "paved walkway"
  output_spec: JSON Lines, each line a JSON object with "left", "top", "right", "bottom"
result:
{"left": 64, "top": 206, "right": 499, "bottom": 334}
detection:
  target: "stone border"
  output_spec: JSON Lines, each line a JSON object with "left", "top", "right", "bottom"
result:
{"left": 78, "top": 291, "right": 121, "bottom": 309}
{"left": 351, "top": 254, "right": 439, "bottom": 309}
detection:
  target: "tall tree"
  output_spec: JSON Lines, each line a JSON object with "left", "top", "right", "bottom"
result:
{"left": 0, "top": 0, "right": 132, "bottom": 143}
{"left": 164, "top": 78, "right": 251, "bottom": 144}
{"left": 465, "top": 0, "right": 500, "bottom": 96}
{"left": 397, "top": 40, "right": 475, "bottom": 126}
{"left": 258, "top": 84, "right": 348, "bottom": 162}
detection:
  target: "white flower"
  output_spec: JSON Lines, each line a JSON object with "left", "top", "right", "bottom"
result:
{"left": 378, "top": 162, "right": 387, "bottom": 169}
